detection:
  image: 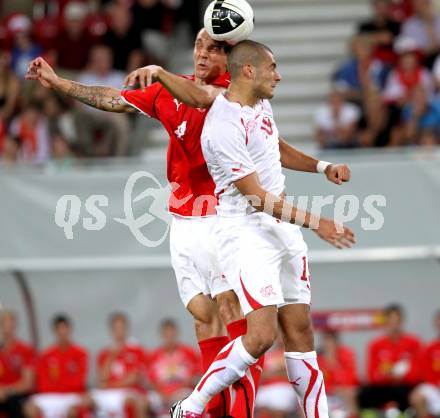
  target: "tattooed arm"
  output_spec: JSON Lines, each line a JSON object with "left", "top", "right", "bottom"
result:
{"left": 26, "top": 57, "right": 135, "bottom": 113}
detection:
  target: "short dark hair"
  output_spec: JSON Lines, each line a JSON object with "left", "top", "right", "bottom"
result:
{"left": 227, "top": 40, "right": 273, "bottom": 80}
{"left": 52, "top": 314, "right": 72, "bottom": 329}
{"left": 160, "top": 318, "right": 177, "bottom": 329}
{"left": 108, "top": 311, "right": 128, "bottom": 326}
{"left": 384, "top": 304, "right": 404, "bottom": 317}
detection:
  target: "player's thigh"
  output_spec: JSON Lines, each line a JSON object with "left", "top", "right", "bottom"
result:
{"left": 31, "top": 394, "right": 81, "bottom": 418}
{"left": 170, "top": 216, "right": 209, "bottom": 308}
{"left": 216, "top": 216, "right": 285, "bottom": 317}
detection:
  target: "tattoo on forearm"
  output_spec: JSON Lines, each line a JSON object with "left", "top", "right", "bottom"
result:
{"left": 65, "top": 82, "right": 120, "bottom": 111}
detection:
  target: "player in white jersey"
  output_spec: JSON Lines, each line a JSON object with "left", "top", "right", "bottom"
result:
{"left": 170, "top": 40, "right": 355, "bottom": 418}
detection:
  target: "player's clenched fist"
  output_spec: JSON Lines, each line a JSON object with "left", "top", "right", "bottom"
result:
{"left": 325, "top": 164, "right": 351, "bottom": 185}
{"left": 25, "top": 57, "right": 59, "bottom": 89}
{"left": 124, "top": 65, "right": 163, "bottom": 90}
{"left": 314, "top": 218, "right": 356, "bottom": 249}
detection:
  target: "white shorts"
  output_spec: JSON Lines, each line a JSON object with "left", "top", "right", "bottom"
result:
{"left": 418, "top": 383, "right": 440, "bottom": 415}
{"left": 216, "top": 212, "right": 311, "bottom": 316}
{"left": 31, "top": 393, "right": 82, "bottom": 418}
{"left": 170, "top": 215, "right": 232, "bottom": 307}
{"left": 91, "top": 388, "right": 137, "bottom": 418}
{"left": 255, "top": 383, "right": 298, "bottom": 412}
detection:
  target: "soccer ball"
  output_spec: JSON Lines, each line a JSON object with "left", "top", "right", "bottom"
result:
{"left": 204, "top": 0, "right": 255, "bottom": 44}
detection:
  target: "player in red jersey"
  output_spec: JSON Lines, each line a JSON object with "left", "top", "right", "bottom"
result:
{"left": 410, "top": 310, "right": 440, "bottom": 418}
{"left": 147, "top": 319, "right": 200, "bottom": 415}
{"left": 24, "top": 315, "right": 88, "bottom": 418}
{"left": 89, "top": 312, "right": 147, "bottom": 418}
{"left": 0, "top": 310, "right": 35, "bottom": 418}
{"left": 359, "top": 304, "right": 422, "bottom": 411}
{"left": 317, "top": 330, "right": 359, "bottom": 418}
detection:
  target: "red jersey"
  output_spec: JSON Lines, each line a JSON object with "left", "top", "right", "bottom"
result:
{"left": 121, "top": 73, "right": 230, "bottom": 218}
{"left": 423, "top": 339, "right": 440, "bottom": 385}
{"left": 36, "top": 343, "right": 88, "bottom": 393}
{"left": 367, "top": 333, "right": 422, "bottom": 385}
{"left": 97, "top": 344, "right": 146, "bottom": 389}
{"left": 147, "top": 344, "right": 199, "bottom": 395}
{"left": 317, "top": 346, "right": 358, "bottom": 394}
{"left": 0, "top": 340, "right": 35, "bottom": 385}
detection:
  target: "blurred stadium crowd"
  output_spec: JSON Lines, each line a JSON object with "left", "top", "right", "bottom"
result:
{"left": 0, "top": 0, "right": 202, "bottom": 166}
{"left": 317, "top": 0, "right": 440, "bottom": 148}
{"left": 1, "top": 305, "right": 440, "bottom": 418}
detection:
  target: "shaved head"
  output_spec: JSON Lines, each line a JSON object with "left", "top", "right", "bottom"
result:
{"left": 227, "top": 40, "right": 273, "bottom": 80}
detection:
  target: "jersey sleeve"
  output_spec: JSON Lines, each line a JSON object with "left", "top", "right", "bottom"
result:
{"left": 120, "top": 83, "right": 163, "bottom": 118}
{"left": 208, "top": 118, "right": 256, "bottom": 184}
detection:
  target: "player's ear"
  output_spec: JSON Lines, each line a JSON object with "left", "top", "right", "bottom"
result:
{"left": 243, "top": 64, "right": 255, "bottom": 80}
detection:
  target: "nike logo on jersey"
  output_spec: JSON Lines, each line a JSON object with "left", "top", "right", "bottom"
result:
{"left": 231, "top": 163, "right": 244, "bottom": 173}
{"left": 174, "top": 121, "right": 187, "bottom": 140}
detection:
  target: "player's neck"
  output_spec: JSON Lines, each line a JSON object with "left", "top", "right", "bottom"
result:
{"left": 225, "top": 85, "right": 258, "bottom": 108}
{"left": 2, "top": 335, "right": 16, "bottom": 348}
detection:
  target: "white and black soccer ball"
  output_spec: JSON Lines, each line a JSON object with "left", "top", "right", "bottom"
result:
{"left": 203, "top": 0, "right": 254, "bottom": 44}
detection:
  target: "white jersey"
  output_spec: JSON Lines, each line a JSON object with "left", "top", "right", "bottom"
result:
{"left": 201, "top": 93, "right": 285, "bottom": 217}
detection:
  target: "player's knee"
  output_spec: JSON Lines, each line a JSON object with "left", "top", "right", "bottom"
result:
{"left": 409, "top": 387, "right": 425, "bottom": 407}
{"left": 23, "top": 401, "right": 39, "bottom": 418}
{"left": 246, "top": 326, "right": 277, "bottom": 357}
{"left": 216, "top": 291, "right": 241, "bottom": 324}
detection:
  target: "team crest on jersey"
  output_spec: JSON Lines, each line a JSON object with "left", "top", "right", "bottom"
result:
{"left": 174, "top": 121, "right": 187, "bottom": 140}
{"left": 261, "top": 116, "right": 273, "bottom": 136}
{"left": 260, "top": 285, "right": 276, "bottom": 298}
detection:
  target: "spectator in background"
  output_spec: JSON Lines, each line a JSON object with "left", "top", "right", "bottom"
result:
{"left": 314, "top": 86, "right": 361, "bottom": 149}
{"left": 0, "top": 50, "right": 20, "bottom": 122}
{"left": 0, "top": 310, "right": 35, "bottom": 418}
{"left": 255, "top": 335, "right": 298, "bottom": 418}
{"left": 383, "top": 36, "right": 434, "bottom": 144}
{"left": 8, "top": 15, "right": 43, "bottom": 79}
{"left": 317, "top": 330, "right": 359, "bottom": 418}
{"left": 24, "top": 314, "right": 88, "bottom": 418}
{"left": 9, "top": 102, "right": 50, "bottom": 164}
{"left": 401, "top": 0, "right": 440, "bottom": 66}
{"left": 42, "top": 92, "right": 118, "bottom": 157}
{"left": 401, "top": 86, "right": 440, "bottom": 144}
{"left": 147, "top": 319, "right": 199, "bottom": 415}
{"left": 410, "top": 310, "right": 440, "bottom": 418}
{"left": 89, "top": 312, "right": 147, "bottom": 418}
{"left": 103, "top": 3, "right": 144, "bottom": 73}
{"left": 334, "top": 35, "right": 388, "bottom": 145}
{"left": 430, "top": 52, "right": 440, "bottom": 90}
{"left": 359, "top": 304, "right": 422, "bottom": 411}
{"left": 0, "top": 135, "right": 21, "bottom": 167}
{"left": 47, "top": 133, "right": 76, "bottom": 171}
{"left": 77, "top": 44, "right": 129, "bottom": 155}
{"left": 358, "top": 0, "right": 401, "bottom": 65}
{"left": 388, "top": 0, "right": 414, "bottom": 22}
{"left": 55, "top": 2, "right": 99, "bottom": 72}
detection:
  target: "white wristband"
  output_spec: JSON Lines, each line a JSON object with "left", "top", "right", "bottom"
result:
{"left": 317, "top": 160, "right": 332, "bottom": 174}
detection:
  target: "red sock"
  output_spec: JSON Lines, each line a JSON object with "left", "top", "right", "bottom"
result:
{"left": 227, "top": 319, "right": 265, "bottom": 418}
{"left": 199, "top": 336, "right": 231, "bottom": 417}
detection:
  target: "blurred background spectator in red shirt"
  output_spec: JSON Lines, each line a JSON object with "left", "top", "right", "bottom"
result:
{"left": 359, "top": 304, "right": 422, "bottom": 411}
{"left": 24, "top": 314, "right": 88, "bottom": 418}
{"left": 317, "top": 330, "right": 359, "bottom": 418}
{"left": 89, "top": 312, "right": 148, "bottom": 418}
{"left": 409, "top": 310, "right": 440, "bottom": 418}
{"left": 0, "top": 310, "right": 35, "bottom": 418}
{"left": 147, "top": 318, "right": 199, "bottom": 415}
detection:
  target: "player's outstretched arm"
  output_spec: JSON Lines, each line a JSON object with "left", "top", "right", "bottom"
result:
{"left": 25, "top": 57, "right": 135, "bottom": 113}
{"left": 279, "top": 137, "right": 351, "bottom": 185}
{"left": 124, "top": 65, "right": 222, "bottom": 108}
{"left": 234, "top": 172, "right": 355, "bottom": 249}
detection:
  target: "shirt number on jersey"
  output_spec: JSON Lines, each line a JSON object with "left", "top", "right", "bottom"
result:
{"left": 175, "top": 121, "right": 187, "bottom": 140}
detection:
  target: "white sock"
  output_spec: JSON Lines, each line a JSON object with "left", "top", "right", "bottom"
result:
{"left": 182, "top": 337, "right": 257, "bottom": 414}
{"left": 284, "top": 351, "right": 329, "bottom": 418}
